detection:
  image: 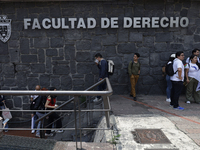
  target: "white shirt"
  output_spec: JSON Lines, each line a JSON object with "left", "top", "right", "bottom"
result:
{"left": 185, "top": 63, "right": 199, "bottom": 80}
{"left": 170, "top": 58, "right": 184, "bottom": 81}
{"left": 31, "top": 90, "right": 39, "bottom": 100}
{"left": 186, "top": 57, "right": 200, "bottom": 63}
{"left": 31, "top": 95, "right": 38, "bottom": 100}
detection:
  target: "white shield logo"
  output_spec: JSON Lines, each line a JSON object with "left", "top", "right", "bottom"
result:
{"left": 0, "top": 15, "right": 11, "bottom": 43}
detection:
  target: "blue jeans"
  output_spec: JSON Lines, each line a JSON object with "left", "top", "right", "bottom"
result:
{"left": 97, "top": 79, "right": 107, "bottom": 99}
{"left": 31, "top": 114, "right": 38, "bottom": 129}
{"left": 0, "top": 106, "right": 8, "bottom": 129}
{"left": 36, "top": 112, "right": 45, "bottom": 136}
{"left": 166, "top": 75, "right": 172, "bottom": 99}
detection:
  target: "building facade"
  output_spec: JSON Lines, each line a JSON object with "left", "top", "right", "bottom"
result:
{"left": 0, "top": 0, "right": 199, "bottom": 114}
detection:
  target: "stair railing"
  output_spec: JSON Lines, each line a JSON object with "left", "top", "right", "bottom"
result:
{"left": 0, "top": 77, "right": 113, "bottom": 150}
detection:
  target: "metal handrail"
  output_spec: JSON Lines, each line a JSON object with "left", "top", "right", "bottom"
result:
{"left": 0, "top": 79, "right": 112, "bottom": 96}
{"left": 35, "top": 78, "right": 109, "bottom": 124}
{"left": 0, "top": 77, "right": 113, "bottom": 150}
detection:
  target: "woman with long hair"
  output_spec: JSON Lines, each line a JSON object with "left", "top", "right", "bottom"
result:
{"left": 45, "top": 87, "right": 63, "bottom": 136}
{"left": 185, "top": 55, "right": 200, "bottom": 104}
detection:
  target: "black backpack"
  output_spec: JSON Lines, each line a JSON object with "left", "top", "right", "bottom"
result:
{"left": 165, "top": 61, "right": 177, "bottom": 76}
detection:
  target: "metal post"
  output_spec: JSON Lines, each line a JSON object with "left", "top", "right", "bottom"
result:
{"left": 78, "top": 96, "right": 82, "bottom": 150}
{"left": 87, "top": 96, "right": 91, "bottom": 126}
{"left": 74, "top": 96, "right": 78, "bottom": 150}
{"left": 40, "top": 119, "right": 45, "bottom": 138}
{"left": 102, "top": 96, "right": 110, "bottom": 128}
{"left": 0, "top": 117, "right": 3, "bottom": 138}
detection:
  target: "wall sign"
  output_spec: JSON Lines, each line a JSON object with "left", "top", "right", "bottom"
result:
{"left": 0, "top": 15, "right": 190, "bottom": 43}
{"left": 24, "top": 17, "right": 189, "bottom": 30}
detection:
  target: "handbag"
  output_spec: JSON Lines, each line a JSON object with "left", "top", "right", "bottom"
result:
{"left": 2, "top": 103, "right": 12, "bottom": 120}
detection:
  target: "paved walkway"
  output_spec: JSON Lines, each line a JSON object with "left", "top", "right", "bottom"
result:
{"left": 110, "top": 95, "right": 200, "bottom": 149}
{"left": 2, "top": 95, "right": 200, "bottom": 150}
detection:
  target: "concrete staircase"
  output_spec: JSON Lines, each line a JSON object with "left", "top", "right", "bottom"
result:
{"left": 48, "top": 99, "right": 105, "bottom": 142}
{"left": 0, "top": 135, "right": 114, "bottom": 150}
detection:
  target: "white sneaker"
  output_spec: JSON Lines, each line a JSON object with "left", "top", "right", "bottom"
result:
{"left": 31, "top": 130, "right": 35, "bottom": 134}
{"left": 186, "top": 101, "right": 191, "bottom": 104}
{"left": 45, "top": 133, "right": 54, "bottom": 137}
{"left": 56, "top": 130, "right": 63, "bottom": 133}
{"left": 35, "top": 134, "right": 40, "bottom": 138}
{"left": 166, "top": 98, "right": 171, "bottom": 102}
{"left": 93, "top": 97, "right": 99, "bottom": 102}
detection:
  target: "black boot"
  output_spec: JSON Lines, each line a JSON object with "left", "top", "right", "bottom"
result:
{"left": 133, "top": 97, "right": 137, "bottom": 101}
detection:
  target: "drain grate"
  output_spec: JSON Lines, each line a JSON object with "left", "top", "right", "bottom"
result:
{"left": 132, "top": 129, "right": 171, "bottom": 144}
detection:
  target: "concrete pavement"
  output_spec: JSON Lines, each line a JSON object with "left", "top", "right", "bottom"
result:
{"left": 109, "top": 95, "right": 200, "bottom": 150}
{"left": 1, "top": 95, "right": 200, "bottom": 150}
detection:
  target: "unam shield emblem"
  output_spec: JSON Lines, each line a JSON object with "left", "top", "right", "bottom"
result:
{"left": 0, "top": 15, "right": 11, "bottom": 43}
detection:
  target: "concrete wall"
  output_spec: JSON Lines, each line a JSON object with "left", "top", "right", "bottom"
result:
{"left": 0, "top": 0, "right": 199, "bottom": 115}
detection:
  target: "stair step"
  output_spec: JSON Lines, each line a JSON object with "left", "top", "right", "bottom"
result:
{"left": 53, "top": 142, "right": 115, "bottom": 150}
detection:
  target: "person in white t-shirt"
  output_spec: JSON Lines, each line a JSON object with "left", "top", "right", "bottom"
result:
{"left": 186, "top": 49, "right": 200, "bottom": 64}
{"left": 185, "top": 55, "right": 200, "bottom": 104}
{"left": 170, "top": 51, "right": 185, "bottom": 110}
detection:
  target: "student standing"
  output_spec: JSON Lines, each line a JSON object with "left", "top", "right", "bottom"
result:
{"left": 45, "top": 87, "right": 63, "bottom": 136}
{"left": 165, "top": 54, "right": 176, "bottom": 102}
{"left": 0, "top": 94, "right": 8, "bottom": 131}
{"left": 93, "top": 53, "right": 108, "bottom": 103}
{"left": 185, "top": 55, "right": 200, "bottom": 104}
{"left": 186, "top": 48, "right": 200, "bottom": 63}
{"left": 128, "top": 53, "right": 140, "bottom": 101}
{"left": 170, "top": 51, "right": 185, "bottom": 110}
{"left": 35, "top": 88, "right": 48, "bottom": 138}
{"left": 30, "top": 85, "right": 41, "bottom": 134}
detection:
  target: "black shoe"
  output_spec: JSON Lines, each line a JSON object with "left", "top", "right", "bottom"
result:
{"left": 130, "top": 94, "right": 133, "bottom": 97}
{"left": 133, "top": 97, "right": 137, "bottom": 101}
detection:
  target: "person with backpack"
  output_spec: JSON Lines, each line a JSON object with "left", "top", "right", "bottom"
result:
{"left": 170, "top": 51, "right": 185, "bottom": 110}
{"left": 163, "top": 54, "right": 176, "bottom": 102}
{"left": 93, "top": 53, "right": 108, "bottom": 103}
{"left": 186, "top": 48, "right": 200, "bottom": 64}
{"left": 185, "top": 55, "right": 200, "bottom": 104}
{"left": 128, "top": 53, "right": 140, "bottom": 101}
{"left": 30, "top": 85, "right": 41, "bottom": 134}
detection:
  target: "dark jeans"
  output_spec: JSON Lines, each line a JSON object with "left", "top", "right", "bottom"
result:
{"left": 46, "top": 112, "right": 62, "bottom": 134}
{"left": 166, "top": 75, "right": 172, "bottom": 99}
{"left": 97, "top": 79, "right": 107, "bottom": 99}
{"left": 170, "top": 81, "right": 183, "bottom": 108}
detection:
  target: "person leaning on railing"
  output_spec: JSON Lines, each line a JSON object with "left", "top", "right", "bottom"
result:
{"left": 45, "top": 87, "right": 63, "bottom": 137}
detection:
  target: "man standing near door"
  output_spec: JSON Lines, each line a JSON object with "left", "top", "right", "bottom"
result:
{"left": 128, "top": 53, "right": 140, "bottom": 101}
